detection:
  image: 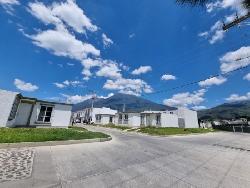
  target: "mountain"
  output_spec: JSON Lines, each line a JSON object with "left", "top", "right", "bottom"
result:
{"left": 198, "top": 100, "right": 250, "bottom": 120}
{"left": 72, "top": 93, "right": 176, "bottom": 112}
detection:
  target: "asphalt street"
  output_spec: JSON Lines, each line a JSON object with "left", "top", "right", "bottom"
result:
{"left": 1, "top": 126, "right": 250, "bottom": 188}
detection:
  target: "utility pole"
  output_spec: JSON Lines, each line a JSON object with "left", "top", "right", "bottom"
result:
{"left": 223, "top": 12, "right": 250, "bottom": 30}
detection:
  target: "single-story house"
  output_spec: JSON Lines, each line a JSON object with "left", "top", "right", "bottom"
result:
{"left": 134, "top": 108, "right": 199, "bottom": 128}
{"left": 115, "top": 112, "right": 141, "bottom": 127}
{"left": 140, "top": 111, "right": 179, "bottom": 127}
{"left": 0, "top": 89, "right": 72, "bottom": 128}
{"left": 73, "top": 107, "right": 117, "bottom": 125}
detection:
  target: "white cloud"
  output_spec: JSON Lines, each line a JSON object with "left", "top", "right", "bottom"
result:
{"left": 161, "top": 74, "right": 176, "bottom": 81}
{"left": 131, "top": 66, "right": 152, "bottom": 75}
{"left": 103, "top": 78, "right": 153, "bottom": 96}
{"left": 206, "top": 0, "right": 247, "bottom": 14}
{"left": 199, "top": 21, "right": 225, "bottom": 44}
{"left": 61, "top": 94, "right": 92, "bottom": 104}
{"left": 28, "top": 0, "right": 97, "bottom": 33}
{"left": 61, "top": 93, "right": 114, "bottom": 104}
{"left": 67, "top": 62, "right": 74, "bottom": 66}
{"left": 30, "top": 27, "right": 100, "bottom": 61}
{"left": 226, "top": 92, "right": 250, "bottom": 102}
{"left": 192, "top": 106, "right": 207, "bottom": 111}
{"left": 220, "top": 46, "right": 250, "bottom": 73}
{"left": 14, "top": 79, "right": 39, "bottom": 92}
{"left": 243, "top": 73, "right": 250, "bottom": 81}
{"left": 163, "top": 89, "right": 206, "bottom": 107}
{"left": 199, "top": 76, "right": 227, "bottom": 87}
{"left": 0, "top": 0, "right": 19, "bottom": 5}
{"left": 54, "top": 80, "right": 81, "bottom": 88}
{"left": 96, "top": 61, "right": 122, "bottom": 79}
{"left": 102, "top": 33, "right": 113, "bottom": 48}
{"left": 81, "top": 58, "right": 122, "bottom": 80}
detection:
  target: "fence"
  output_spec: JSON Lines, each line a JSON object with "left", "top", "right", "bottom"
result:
{"left": 213, "top": 124, "right": 250, "bottom": 133}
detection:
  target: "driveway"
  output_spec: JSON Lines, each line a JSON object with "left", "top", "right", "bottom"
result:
{"left": 1, "top": 126, "right": 250, "bottom": 188}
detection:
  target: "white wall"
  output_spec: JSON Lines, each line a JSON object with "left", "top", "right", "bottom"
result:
{"left": 177, "top": 108, "right": 199, "bottom": 128}
{"left": 0, "top": 90, "right": 18, "bottom": 127}
{"left": 128, "top": 114, "right": 141, "bottom": 127}
{"left": 29, "top": 102, "right": 72, "bottom": 128}
{"left": 51, "top": 104, "right": 72, "bottom": 127}
{"left": 161, "top": 113, "right": 179, "bottom": 127}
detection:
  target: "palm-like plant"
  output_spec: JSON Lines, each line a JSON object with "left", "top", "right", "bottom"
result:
{"left": 176, "top": 0, "right": 250, "bottom": 9}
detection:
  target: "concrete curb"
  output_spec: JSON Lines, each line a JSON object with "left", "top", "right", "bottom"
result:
{"left": 0, "top": 137, "right": 112, "bottom": 149}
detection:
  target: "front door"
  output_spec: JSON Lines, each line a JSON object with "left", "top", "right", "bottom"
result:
{"left": 14, "top": 103, "right": 33, "bottom": 126}
{"left": 109, "top": 116, "right": 113, "bottom": 123}
{"left": 146, "top": 115, "right": 151, "bottom": 126}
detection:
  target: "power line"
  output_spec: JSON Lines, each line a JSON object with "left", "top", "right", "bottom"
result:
{"left": 142, "top": 56, "right": 250, "bottom": 96}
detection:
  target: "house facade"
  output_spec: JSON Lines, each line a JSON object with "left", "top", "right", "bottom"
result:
{"left": 115, "top": 112, "right": 141, "bottom": 127}
{"left": 0, "top": 89, "right": 72, "bottom": 128}
{"left": 140, "top": 111, "right": 179, "bottom": 127}
{"left": 74, "top": 107, "right": 117, "bottom": 125}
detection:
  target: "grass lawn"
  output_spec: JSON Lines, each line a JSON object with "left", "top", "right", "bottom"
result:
{"left": 0, "top": 127, "right": 109, "bottom": 143}
{"left": 101, "top": 124, "right": 131, "bottom": 130}
{"left": 137, "top": 127, "right": 216, "bottom": 136}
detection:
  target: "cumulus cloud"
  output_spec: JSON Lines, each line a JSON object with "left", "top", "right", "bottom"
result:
{"left": 54, "top": 80, "right": 82, "bottom": 88}
{"left": 14, "top": 79, "right": 39, "bottom": 92}
{"left": 28, "top": 0, "right": 97, "bottom": 33}
{"left": 226, "top": 92, "right": 250, "bottom": 102}
{"left": 192, "top": 106, "right": 207, "bottom": 111}
{"left": 103, "top": 78, "right": 153, "bottom": 96}
{"left": 199, "top": 21, "right": 225, "bottom": 44}
{"left": 102, "top": 33, "right": 113, "bottom": 48}
{"left": 163, "top": 89, "right": 206, "bottom": 107}
{"left": 220, "top": 46, "right": 250, "bottom": 73}
{"left": 161, "top": 74, "right": 176, "bottom": 81}
{"left": 0, "top": 0, "right": 19, "bottom": 5}
{"left": 81, "top": 58, "right": 121, "bottom": 80}
{"left": 30, "top": 28, "right": 100, "bottom": 61}
{"left": 243, "top": 73, "right": 250, "bottom": 81}
{"left": 61, "top": 93, "right": 114, "bottom": 104}
{"left": 61, "top": 94, "right": 93, "bottom": 104}
{"left": 206, "top": 0, "right": 247, "bottom": 14}
{"left": 131, "top": 66, "right": 152, "bottom": 75}
{"left": 200, "top": 0, "right": 247, "bottom": 44}
{"left": 96, "top": 61, "right": 122, "bottom": 79}
{"left": 199, "top": 76, "right": 227, "bottom": 87}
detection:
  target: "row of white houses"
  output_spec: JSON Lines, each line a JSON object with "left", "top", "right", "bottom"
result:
{"left": 0, "top": 89, "right": 199, "bottom": 128}
{"left": 73, "top": 107, "right": 199, "bottom": 128}
{"left": 0, "top": 89, "right": 72, "bottom": 128}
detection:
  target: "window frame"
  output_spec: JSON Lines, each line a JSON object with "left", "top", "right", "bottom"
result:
{"left": 37, "top": 105, "right": 54, "bottom": 124}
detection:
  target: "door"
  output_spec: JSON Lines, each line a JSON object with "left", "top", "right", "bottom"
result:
{"left": 109, "top": 116, "right": 113, "bottom": 123}
{"left": 146, "top": 115, "right": 151, "bottom": 126}
{"left": 14, "top": 103, "right": 33, "bottom": 126}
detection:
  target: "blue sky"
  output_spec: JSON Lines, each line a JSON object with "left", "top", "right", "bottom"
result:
{"left": 0, "top": 0, "right": 249, "bottom": 110}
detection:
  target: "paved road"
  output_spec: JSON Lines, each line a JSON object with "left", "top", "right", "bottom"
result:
{"left": 1, "top": 126, "right": 250, "bottom": 188}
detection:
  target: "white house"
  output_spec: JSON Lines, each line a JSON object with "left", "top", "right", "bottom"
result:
{"left": 132, "top": 108, "right": 198, "bottom": 128}
{"left": 140, "top": 111, "right": 179, "bottom": 127}
{"left": 0, "top": 89, "right": 72, "bottom": 128}
{"left": 74, "top": 107, "right": 117, "bottom": 125}
{"left": 115, "top": 112, "right": 141, "bottom": 127}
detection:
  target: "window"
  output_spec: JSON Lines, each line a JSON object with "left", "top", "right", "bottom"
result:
{"left": 119, "top": 114, "right": 122, "bottom": 120}
{"left": 37, "top": 105, "right": 53, "bottom": 123}
{"left": 96, "top": 115, "right": 101, "bottom": 123}
{"left": 8, "top": 96, "right": 20, "bottom": 121}
{"left": 170, "top": 112, "right": 174, "bottom": 114}
{"left": 124, "top": 114, "right": 128, "bottom": 120}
